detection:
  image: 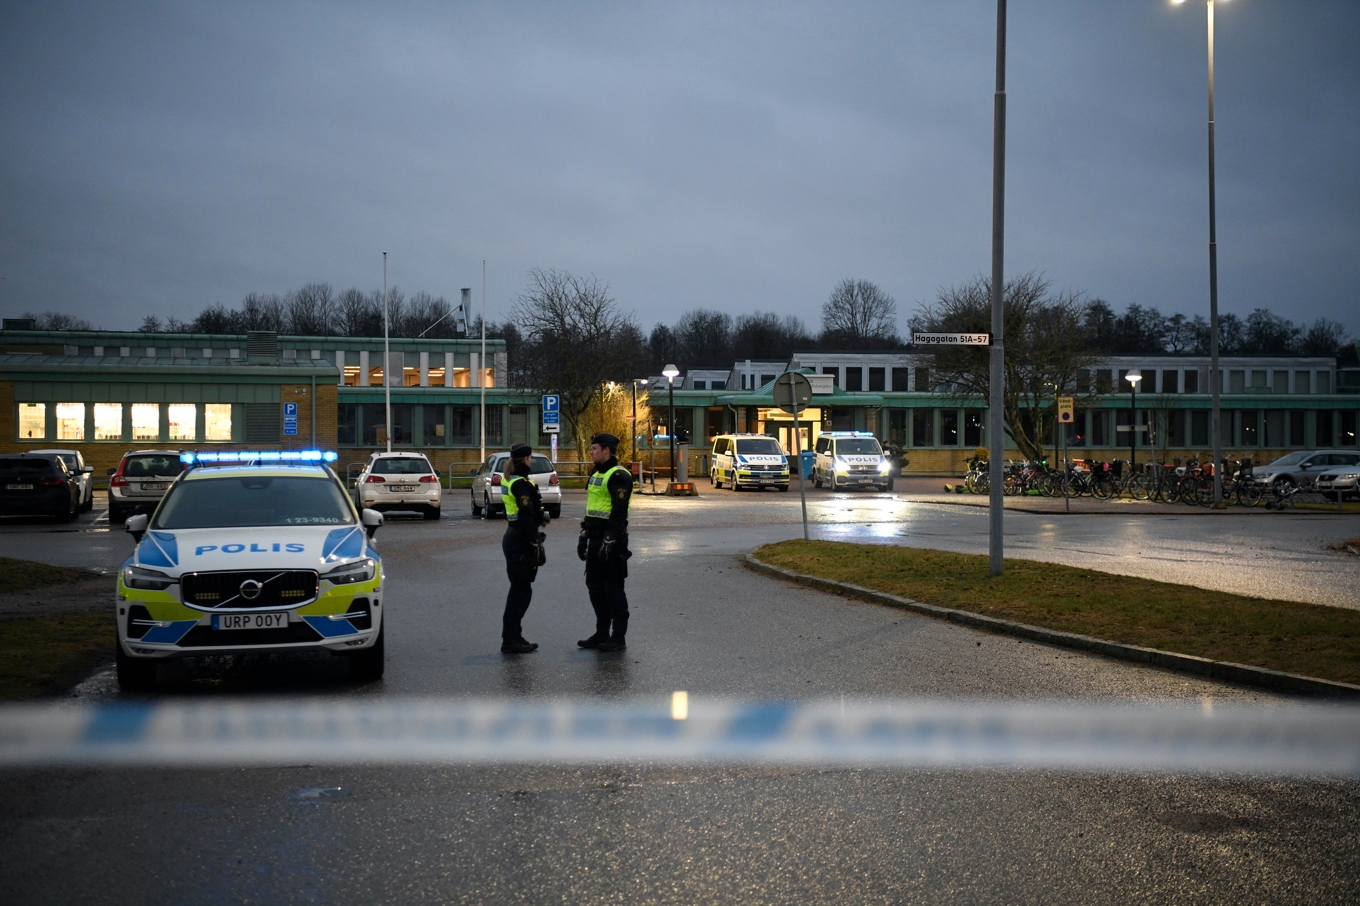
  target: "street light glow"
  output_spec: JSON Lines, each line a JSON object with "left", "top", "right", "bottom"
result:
{"left": 1125, "top": 370, "right": 1142, "bottom": 386}
{"left": 661, "top": 363, "right": 679, "bottom": 380}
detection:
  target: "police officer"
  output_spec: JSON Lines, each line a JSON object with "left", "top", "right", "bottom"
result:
{"left": 501, "top": 443, "right": 548, "bottom": 654}
{"left": 577, "top": 432, "right": 632, "bottom": 651}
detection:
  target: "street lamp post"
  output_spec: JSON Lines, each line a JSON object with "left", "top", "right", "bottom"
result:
{"left": 1126, "top": 370, "right": 1142, "bottom": 471}
{"left": 1173, "top": 0, "right": 1225, "bottom": 505}
{"left": 662, "top": 364, "right": 679, "bottom": 486}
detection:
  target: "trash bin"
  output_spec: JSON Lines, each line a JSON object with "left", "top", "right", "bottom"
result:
{"left": 800, "top": 450, "right": 815, "bottom": 480}
{"left": 676, "top": 443, "right": 691, "bottom": 483}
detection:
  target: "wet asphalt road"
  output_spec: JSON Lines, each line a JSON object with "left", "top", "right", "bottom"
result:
{"left": 1, "top": 487, "right": 1358, "bottom": 902}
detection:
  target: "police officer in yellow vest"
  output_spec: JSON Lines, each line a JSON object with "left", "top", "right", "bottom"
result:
{"left": 576, "top": 432, "right": 632, "bottom": 651}
{"left": 501, "top": 443, "right": 548, "bottom": 654}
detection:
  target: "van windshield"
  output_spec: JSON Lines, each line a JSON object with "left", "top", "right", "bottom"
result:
{"left": 836, "top": 439, "right": 883, "bottom": 456}
{"left": 736, "top": 438, "right": 784, "bottom": 455}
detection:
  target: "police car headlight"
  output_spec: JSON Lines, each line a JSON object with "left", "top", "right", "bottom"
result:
{"left": 323, "top": 558, "right": 376, "bottom": 585}
{"left": 123, "top": 565, "right": 176, "bottom": 590}
{"left": 877, "top": 461, "right": 891, "bottom": 473}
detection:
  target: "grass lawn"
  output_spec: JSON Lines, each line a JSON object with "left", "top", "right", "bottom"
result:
{"left": 0, "top": 557, "right": 98, "bottom": 595}
{"left": 753, "top": 540, "right": 1360, "bottom": 686}
{"left": 0, "top": 612, "right": 110, "bottom": 699}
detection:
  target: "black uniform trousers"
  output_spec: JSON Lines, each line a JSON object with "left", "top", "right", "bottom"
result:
{"left": 501, "top": 531, "right": 538, "bottom": 642}
{"left": 584, "top": 534, "right": 629, "bottom": 640}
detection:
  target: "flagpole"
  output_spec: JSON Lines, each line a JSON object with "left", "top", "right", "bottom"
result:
{"left": 383, "top": 251, "right": 391, "bottom": 453}
{"left": 479, "top": 259, "right": 487, "bottom": 463}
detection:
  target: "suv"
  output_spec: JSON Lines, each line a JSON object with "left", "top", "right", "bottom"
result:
{"left": 352, "top": 452, "right": 443, "bottom": 520}
{"left": 813, "top": 431, "right": 893, "bottom": 491}
{"left": 0, "top": 452, "right": 81, "bottom": 521}
{"left": 1252, "top": 450, "right": 1360, "bottom": 489}
{"left": 470, "top": 451, "right": 562, "bottom": 518}
{"left": 710, "top": 434, "right": 791, "bottom": 491}
{"left": 30, "top": 449, "right": 95, "bottom": 511}
{"left": 114, "top": 450, "right": 385, "bottom": 690}
{"left": 107, "top": 450, "right": 187, "bottom": 523}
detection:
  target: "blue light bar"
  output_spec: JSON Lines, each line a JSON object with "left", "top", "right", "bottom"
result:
{"left": 180, "top": 450, "right": 338, "bottom": 465}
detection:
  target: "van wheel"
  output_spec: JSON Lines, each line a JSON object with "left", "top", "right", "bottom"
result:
{"left": 712, "top": 471, "right": 722, "bottom": 489}
{"left": 813, "top": 471, "right": 823, "bottom": 489}
{"left": 779, "top": 485, "right": 790, "bottom": 492}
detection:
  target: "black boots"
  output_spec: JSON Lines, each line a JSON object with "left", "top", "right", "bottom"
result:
{"left": 597, "top": 638, "right": 626, "bottom": 652}
{"left": 577, "top": 633, "right": 607, "bottom": 649}
{"left": 501, "top": 638, "right": 539, "bottom": 654}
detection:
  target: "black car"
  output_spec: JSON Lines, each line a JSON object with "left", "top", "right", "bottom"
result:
{"left": 0, "top": 453, "right": 81, "bottom": 521}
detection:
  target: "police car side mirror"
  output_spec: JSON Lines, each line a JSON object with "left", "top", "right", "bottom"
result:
{"left": 361, "top": 508, "right": 384, "bottom": 538}
{"left": 125, "top": 513, "right": 149, "bottom": 544}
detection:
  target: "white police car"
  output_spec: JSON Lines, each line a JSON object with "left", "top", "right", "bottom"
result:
{"left": 115, "top": 450, "right": 387, "bottom": 690}
{"left": 813, "top": 431, "right": 893, "bottom": 491}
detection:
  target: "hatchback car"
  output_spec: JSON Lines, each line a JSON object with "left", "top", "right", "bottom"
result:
{"left": 107, "top": 450, "right": 187, "bottom": 523}
{"left": 1252, "top": 450, "right": 1360, "bottom": 489}
{"left": 30, "top": 448, "right": 95, "bottom": 511}
{"left": 470, "top": 452, "right": 562, "bottom": 519}
{"left": 353, "top": 452, "right": 443, "bottom": 519}
{"left": 0, "top": 452, "right": 81, "bottom": 521}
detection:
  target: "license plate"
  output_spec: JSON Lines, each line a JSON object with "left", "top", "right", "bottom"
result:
{"left": 389, "top": 485, "right": 417, "bottom": 492}
{"left": 140, "top": 482, "right": 169, "bottom": 491}
{"left": 5, "top": 484, "right": 33, "bottom": 490}
{"left": 212, "top": 613, "right": 287, "bottom": 630}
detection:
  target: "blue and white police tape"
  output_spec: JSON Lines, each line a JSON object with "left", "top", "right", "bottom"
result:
{"left": 1, "top": 697, "right": 1358, "bottom": 775}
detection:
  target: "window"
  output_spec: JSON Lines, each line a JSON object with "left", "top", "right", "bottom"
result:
{"left": 692, "top": 380, "right": 707, "bottom": 390}
{"left": 1093, "top": 370, "right": 1114, "bottom": 394}
{"left": 450, "top": 406, "right": 474, "bottom": 444}
{"left": 95, "top": 403, "right": 123, "bottom": 440}
{"left": 892, "top": 368, "right": 909, "bottom": 392}
{"left": 361, "top": 404, "right": 387, "bottom": 446}
{"left": 844, "top": 368, "right": 863, "bottom": 392}
{"left": 168, "top": 404, "right": 196, "bottom": 441}
{"left": 888, "top": 410, "right": 907, "bottom": 446}
{"left": 1273, "top": 371, "right": 1289, "bottom": 394}
{"left": 18, "top": 403, "right": 46, "bottom": 439}
{"left": 422, "top": 404, "right": 445, "bottom": 446}
{"left": 337, "top": 404, "right": 357, "bottom": 445}
{"left": 1189, "top": 411, "right": 1209, "bottom": 447}
{"left": 1184, "top": 370, "right": 1199, "bottom": 393}
{"left": 940, "top": 411, "right": 959, "bottom": 446}
{"left": 1166, "top": 411, "right": 1186, "bottom": 448}
{"left": 343, "top": 366, "right": 361, "bottom": 387}
{"left": 403, "top": 367, "right": 421, "bottom": 387}
{"left": 1295, "top": 371, "right": 1311, "bottom": 394}
{"left": 1093, "top": 410, "right": 1110, "bottom": 446}
{"left": 1263, "top": 411, "right": 1285, "bottom": 447}
{"left": 1289, "top": 411, "right": 1306, "bottom": 447}
{"left": 1250, "top": 370, "right": 1268, "bottom": 391}
{"left": 912, "top": 410, "right": 933, "bottom": 446}
{"left": 1318, "top": 372, "right": 1331, "bottom": 394}
{"left": 57, "top": 402, "right": 85, "bottom": 440}
{"left": 391, "top": 405, "right": 413, "bottom": 445}
{"left": 369, "top": 366, "right": 385, "bottom": 386}
{"left": 822, "top": 367, "right": 839, "bottom": 388}
{"left": 204, "top": 404, "right": 232, "bottom": 441}
{"left": 964, "top": 410, "right": 984, "bottom": 448}
{"left": 452, "top": 367, "right": 471, "bottom": 388}
{"left": 829, "top": 408, "right": 853, "bottom": 431}
{"left": 1162, "top": 370, "right": 1179, "bottom": 393}
{"left": 428, "top": 366, "right": 446, "bottom": 386}
{"left": 131, "top": 404, "right": 160, "bottom": 441}
{"left": 1239, "top": 411, "right": 1258, "bottom": 446}
{"left": 1341, "top": 411, "right": 1357, "bottom": 447}
{"left": 914, "top": 368, "right": 930, "bottom": 392}
{"left": 710, "top": 380, "right": 726, "bottom": 390}
{"left": 1316, "top": 410, "right": 1333, "bottom": 446}
{"left": 484, "top": 406, "right": 504, "bottom": 445}
{"left": 760, "top": 374, "right": 776, "bottom": 388}
{"left": 1229, "top": 370, "right": 1245, "bottom": 394}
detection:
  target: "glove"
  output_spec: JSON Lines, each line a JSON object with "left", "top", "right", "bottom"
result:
{"left": 577, "top": 530, "right": 589, "bottom": 561}
{"left": 597, "top": 532, "right": 616, "bottom": 563}
{"left": 535, "top": 532, "right": 547, "bottom": 544}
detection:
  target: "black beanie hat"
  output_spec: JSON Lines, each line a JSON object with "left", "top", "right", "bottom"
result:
{"left": 509, "top": 443, "right": 533, "bottom": 459}
{"left": 590, "top": 432, "right": 620, "bottom": 452}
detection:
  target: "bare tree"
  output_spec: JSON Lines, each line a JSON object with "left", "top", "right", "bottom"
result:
{"left": 138, "top": 315, "right": 162, "bottom": 333}
{"left": 673, "top": 308, "right": 733, "bottom": 368}
{"left": 911, "top": 273, "right": 1106, "bottom": 462}
{"left": 732, "top": 312, "right": 812, "bottom": 361}
{"left": 510, "top": 268, "right": 645, "bottom": 453}
{"left": 286, "top": 283, "right": 335, "bottom": 336}
{"left": 821, "top": 278, "right": 899, "bottom": 348}
{"left": 22, "top": 310, "right": 94, "bottom": 330}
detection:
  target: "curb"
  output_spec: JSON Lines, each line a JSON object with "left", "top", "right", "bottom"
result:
{"left": 744, "top": 554, "right": 1360, "bottom": 699}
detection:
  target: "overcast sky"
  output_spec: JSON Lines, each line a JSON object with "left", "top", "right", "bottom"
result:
{"left": 2, "top": 1, "right": 1357, "bottom": 338}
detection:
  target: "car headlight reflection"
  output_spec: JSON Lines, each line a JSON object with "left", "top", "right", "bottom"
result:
{"left": 322, "top": 558, "right": 377, "bottom": 585}
{"left": 123, "top": 565, "right": 176, "bottom": 590}
{"left": 877, "top": 461, "right": 891, "bottom": 473}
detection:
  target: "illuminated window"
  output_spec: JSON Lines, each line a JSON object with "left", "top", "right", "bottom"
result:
{"left": 452, "top": 367, "right": 471, "bottom": 388}
{"left": 57, "top": 403, "right": 86, "bottom": 440}
{"left": 94, "top": 403, "right": 123, "bottom": 440}
{"left": 369, "top": 367, "right": 385, "bottom": 386}
{"left": 343, "top": 366, "right": 361, "bottom": 387}
{"left": 403, "top": 367, "right": 420, "bottom": 386}
{"left": 204, "top": 404, "right": 232, "bottom": 441}
{"left": 167, "top": 404, "right": 196, "bottom": 441}
{"left": 19, "top": 403, "right": 46, "bottom": 439}
{"left": 428, "top": 367, "right": 446, "bottom": 386}
{"left": 481, "top": 367, "right": 495, "bottom": 388}
{"left": 132, "top": 404, "right": 160, "bottom": 441}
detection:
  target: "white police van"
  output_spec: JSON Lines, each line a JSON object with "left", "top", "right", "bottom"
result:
{"left": 115, "top": 450, "right": 387, "bottom": 690}
{"left": 709, "top": 433, "right": 791, "bottom": 491}
{"left": 813, "top": 431, "right": 893, "bottom": 491}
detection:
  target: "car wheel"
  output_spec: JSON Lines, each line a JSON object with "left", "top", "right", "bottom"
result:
{"left": 424, "top": 505, "right": 441, "bottom": 520}
{"left": 547, "top": 504, "right": 561, "bottom": 519}
{"left": 471, "top": 491, "right": 483, "bottom": 517}
{"left": 350, "top": 624, "right": 385, "bottom": 681}
{"left": 115, "top": 638, "right": 157, "bottom": 692}
{"left": 779, "top": 485, "right": 789, "bottom": 492}
{"left": 484, "top": 492, "right": 498, "bottom": 519}
{"left": 813, "top": 470, "right": 823, "bottom": 489}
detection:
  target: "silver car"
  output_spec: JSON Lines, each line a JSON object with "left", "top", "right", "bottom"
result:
{"left": 470, "top": 452, "right": 562, "bottom": 519}
{"left": 30, "top": 448, "right": 95, "bottom": 511}
{"left": 1252, "top": 450, "right": 1360, "bottom": 489}
{"left": 107, "top": 449, "right": 187, "bottom": 523}
{"left": 352, "top": 452, "right": 443, "bottom": 520}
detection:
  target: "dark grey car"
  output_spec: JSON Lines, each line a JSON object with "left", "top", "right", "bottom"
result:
{"left": 0, "top": 453, "right": 81, "bottom": 521}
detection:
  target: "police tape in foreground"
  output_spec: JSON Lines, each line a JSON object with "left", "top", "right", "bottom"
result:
{"left": 2, "top": 698, "right": 1358, "bottom": 776}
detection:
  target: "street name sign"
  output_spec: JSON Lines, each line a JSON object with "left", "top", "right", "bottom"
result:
{"left": 912, "top": 332, "right": 990, "bottom": 346}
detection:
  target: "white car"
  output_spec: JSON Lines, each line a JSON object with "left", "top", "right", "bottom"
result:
{"left": 469, "top": 451, "right": 563, "bottom": 519}
{"left": 115, "top": 450, "right": 386, "bottom": 690}
{"left": 30, "top": 448, "right": 94, "bottom": 511}
{"left": 813, "top": 431, "right": 893, "bottom": 491}
{"left": 352, "top": 452, "right": 443, "bottom": 520}
{"left": 1252, "top": 450, "right": 1360, "bottom": 489}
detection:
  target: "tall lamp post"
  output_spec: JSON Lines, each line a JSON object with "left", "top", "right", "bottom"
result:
{"left": 1125, "top": 370, "right": 1142, "bottom": 471}
{"left": 662, "top": 364, "right": 679, "bottom": 485}
{"left": 1173, "top": 0, "right": 1225, "bottom": 505}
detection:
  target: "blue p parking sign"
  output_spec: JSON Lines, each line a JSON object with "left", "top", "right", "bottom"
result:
{"left": 283, "top": 402, "right": 298, "bottom": 436}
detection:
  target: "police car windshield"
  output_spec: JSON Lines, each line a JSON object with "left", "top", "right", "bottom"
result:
{"left": 153, "top": 476, "right": 355, "bottom": 528}
{"left": 836, "top": 439, "right": 882, "bottom": 455}
{"left": 735, "top": 438, "right": 784, "bottom": 455}
{"left": 372, "top": 457, "right": 434, "bottom": 475}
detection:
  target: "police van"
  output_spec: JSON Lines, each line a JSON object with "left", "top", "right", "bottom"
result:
{"left": 114, "top": 450, "right": 387, "bottom": 690}
{"left": 813, "top": 431, "right": 893, "bottom": 491}
{"left": 709, "top": 433, "right": 791, "bottom": 491}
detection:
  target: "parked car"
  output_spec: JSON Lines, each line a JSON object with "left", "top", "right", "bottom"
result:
{"left": 813, "top": 431, "right": 893, "bottom": 491}
{"left": 1252, "top": 450, "right": 1360, "bottom": 489}
{"left": 470, "top": 451, "right": 562, "bottom": 519}
{"left": 709, "top": 433, "right": 791, "bottom": 491}
{"left": 0, "top": 452, "right": 81, "bottom": 521}
{"left": 107, "top": 450, "right": 187, "bottom": 523}
{"left": 1312, "top": 455, "right": 1360, "bottom": 501}
{"left": 352, "top": 452, "right": 443, "bottom": 519}
{"left": 30, "top": 448, "right": 94, "bottom": 511}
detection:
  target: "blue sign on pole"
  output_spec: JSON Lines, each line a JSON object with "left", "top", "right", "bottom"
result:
{"left": 542, "top": 395, "right": 560, "bottom": 413}
{"left": 284, "top": 402, "right": 298, "bottom": 417}
{"left": 541, "top": 395, "right": 561, "bottom": 434}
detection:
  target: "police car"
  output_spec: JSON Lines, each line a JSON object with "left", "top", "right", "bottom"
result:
{"left": 115, "top": 450, "right": 387, "bottom": 690}
{"left": 813, "top": 431, "right": 893, "bottom": 491}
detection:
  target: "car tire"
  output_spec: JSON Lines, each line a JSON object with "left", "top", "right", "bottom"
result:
{"left": 115, "top": 638, "right": 157, "bottom": 692}
{"left": 712, "top": 471, "right": 722, "bottom": 489}
{"left": 779, "top": 485, "right": 789, "bottom": 492}
{"left": 471, "top": 492, "right": 483, "bottom": 517}
{"left": 828, "top": 472, "right": 837, "bottom": 491}
{"left": 484, "top": 492, "right": 499, "bottom": 519}
{"left": 813, "top": 471, "right": 822, "bottom": 489}
{"left": 424, "top": 506, "right": 441, "bottom": 520}
{"left": 547, "top": 504, "right": 561, "bottom": 519}
{"left": 350, "top": 624, "right": 385, "bottom": 681}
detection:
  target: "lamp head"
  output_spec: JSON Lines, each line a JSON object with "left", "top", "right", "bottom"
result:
{"left": 1126, "top": 370, "right": 1142, "bottom": 387}
{"left": 662, "top": 363, "right": 680, "bottom": 382}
